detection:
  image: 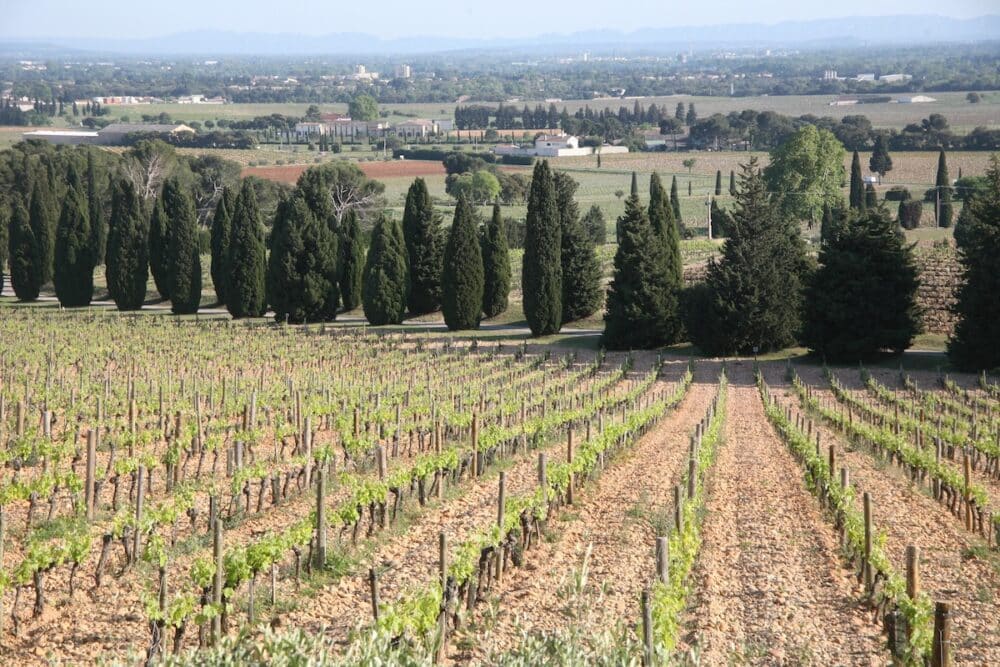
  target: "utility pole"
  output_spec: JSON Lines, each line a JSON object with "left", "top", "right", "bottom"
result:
{"left": 706, "top": 195, "right": 713, "bottom": 240}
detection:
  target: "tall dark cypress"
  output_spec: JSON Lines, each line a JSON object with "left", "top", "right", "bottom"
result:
{"left": 648, "top": 173, "right": 675, "bottom": 240}
{"left": 54, "top": 165, "right": 94, "bottom": 307}
{"left": 935, "top": 150, "right": 953, "bottom": 228}
{"left": 162, "top": 178, "right": 201, "bottom": 314}
{"left": 729, "top": 170, "right": 736, "bottom": 196}
{"left": 8, "top": 199, "right": 41, "bottom": 301}
{"left": 481, "top": 202, "right": 511, "bottom": 318}
{"left": 522, "top": 160, "right": 562, "bottom": 336}
{"left": 362, "top": 216, "right": 408, "bottom": 325}
{"left": 602, "top": 192, "right": 678, "bottom": 350}
{"left": 441, "top": 195, "right": 484, "bottom": 330}
{"left": 630, "top": 171, "right": 639, "bottom": 197}
{"left": 266, "top": 194, "right": 339, "bottom": 323}
{"left": 338, "top": 209, "right": 365, "bottom": 311}
{"left": 210, "top": 187, "right": 234, "bottom": 305}
{"left": 86, "top": 150, "right": 107, "bottom": 266}
{"left": 105, "top": 179, "right": 149, "bottom": 311}
{"left": 803, "top": 207, "right": 920, "bottom": 361}
{"left": 148, "top": 195, "right": 171, "bottom": 300}
{"left": 28, "top": 178, "right": 54, "bottom": 286}
{"left": 865, "top": 183, "right": 878, "bottom": 209}
{"left": 669, "top": 175, "right": 683, "bottom": 227}
{"left": 555, "top": 171, "right": 601, "bottom": 322}
{"left": 402, "top": 178, "right": 443, "bottom": 314}
{"left": 849, "top": 150, "right": 865, "bottom": 211}
{"left": 715, "top": 170, "right": 722, "bottom": 196}
{"left": 226, "top": 180, "right": 267, "bottom": 318}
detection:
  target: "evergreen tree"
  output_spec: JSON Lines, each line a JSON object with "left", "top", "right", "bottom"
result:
{"left": 362, "top": 216, "right": 408, "bottom": 325}
{"left": 729, "top": 170, "right": 736, "bottom": 196}
{"left": 402, "top": 178, "right": 443, "bottom": 314}
{"left": 210, "top": 187, "right": 234, "bottom": 305}
{"left": 28, "top": 178, "right": 54, "bottom": 286}
{"left": 865, "top": 183, "right": 878, "bottom": 208}
{"left": 441, "top": 195, "right": 484, "bottom": 330}
{"left": 869, "top": 134, "right": 893, "bottom": 182}
{"left": 54, "top": 165, "right": 94, "bottom": 307}
{"left": 715, "top": 170, "right": 722, "bottom": 196}
{"left": 226, "top": 180, "right": 267, "bottom": 318}
{"left": 148, "top": 195, "right": 171, "bottom": 299}
{"left": 648, "top": 173, "right": 675, "bottom": 240}
{"left": 602, "top": 192, "right": 679, "bottom": 349}
{"left": 482, "top": 202, "right": 511, "bottom": 318}
{"left": 948, "top": 156, "right": 1000, "bottom": 370}
{"left": 561, "top": 211, "right": 603, "bottom": 323}
{"left": 267, "top": 194, "right": 339, "bottom": 323}
{"left": 581, "top": 205, "right": 606, "bottom": 245}
{"left": 803, "top": 207, "right": 920, "bottom": 361}
{"left": 522, "top": 160, "right": 562, "bottom": 336}
{"left": 162, "top": 178, "right": 201, "bottom": 314}
{"left": 86, "top": 150, "right": 107, "bottom": 265}
{"left": 630, "top": 171, "right": 639, "bottom": 197}
{"left": 935, "top": 150, "right": 954, "bottom": 228}
{"left": 686, "top": 158, "right": 810, "bottom": 356}
{"left": 685, "top": 103, "right": 697, "bottom": 126}
{"left": 105, "top": 179, "right": 149, "bottom": 310}
{"left": 338, "top": 209, "right": 364, "bottom": 311}
{"left": 849, "top": 150, "right": 866, "bottom": 211}
{"left": 8, "top": 199, "right": 41, "bottom": 301}
{"left": 669, "top": 175, "right": 683, "bottom": 228}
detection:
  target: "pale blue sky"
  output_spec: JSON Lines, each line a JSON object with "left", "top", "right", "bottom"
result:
{"left": 1, "top": 0, "right": 996, "bottom": 40}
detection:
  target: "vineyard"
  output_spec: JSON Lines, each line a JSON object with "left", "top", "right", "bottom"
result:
{"left": 0, "top": 309, "right": 997, "bottom": 665}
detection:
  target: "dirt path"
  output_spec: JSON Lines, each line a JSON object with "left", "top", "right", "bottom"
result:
{"left": 282, "top": 366, "right": 687, "bottom": 644}
{"left": 681, "top": 364, "right": 884, "bottom": 666}
{"left": 776, "top": 368, "right": 1000, "bottom": 664}
{"left": 462, "top": 362, "right": 721, "bottom": 663}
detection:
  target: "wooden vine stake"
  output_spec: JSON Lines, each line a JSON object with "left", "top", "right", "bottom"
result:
{"left": 566, "top": 427, "right": 574, "bottom": 505}
{"left": 471, "top": 411, "right": 479, "bottom": 477}
{"left": 436, "top": 531, "right": 448, "bottom": 664}
{"left": 906, "top": 545, "right": 920, "bottom": 600}
{"left": 368, "top": 567, "right": 380, "bottom": 621}
{"left": 655, "top": 537, "right": 669, "bottom": 585}
{"left": 862, "top": 491, "right": 873, "bottom": 590}
{"left": 133, "top": 465, "right": 145, "bottom": 565}
{"left": 211, "top": 517, "right": 223, "bottom": 645}
{"left": 931, "top": 602, "right": 951, "bottom": 667}
{"left": 315, "top": 468, "right": 327, "bottom": 569}
{"left": 640, "top": 589, "right": 653, "bottom": 667}
{"left": 674, "top": 485, "right": 683, "bottom": 533}
{"left": 85, "top": 429, "right": 97, "bottom": 521}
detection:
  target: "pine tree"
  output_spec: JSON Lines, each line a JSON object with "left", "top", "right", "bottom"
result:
{"left": 482, "top": 202, "right": 511, "bottom": 318}
{"left": 267, "top": 194, "right": 339, "bottom": 323}
{"left": 338, "top": 209, "right": 364, "bottom": 311}
{"left": 162, "top": 178, "right": 201, "bottom": 314}
{"left": 869, "top": 134, "right": 893, "bottom": 183}
{"left": 226, "top": 180, "right": 267, "bottom": 318}
{"left": 669, "top": 175, "right": 683, "bottom": 228}
{"left": 105, "top": 179, "right": 149, "bottom": 310}
{"left": 729, "top": 170, "right": 736, "bottom": 196}
{"left": 362, "top": 216, "right": 408, "bottom": 325}
{"left": 935, "top": 149, "right": 953, "bottom": 228}
{"left": 54, "top": 165, "right": 94, "bottom": 307}
{"left": 561, "top": 214, "right": 603, "bottom": 323}
{"left": 402, "top": 178, "right": 443, "bottom": 314}
{"left": 8, "top": 199, "right": 41, "bottom": 301}
{"left": 686, "top": 158, "right": 810, "bottom": 356}
{"left": 148, "top": 195, "right": 171, "bottom": 300}
{"left": 849, "top": 150, "right": 865, "bottom": 211}
{"left": 210, "top": 187, "right": 234, "bottom": 305}
{"left": 522, "top": 160, "right": 562, "bottom": 336}
{"left": 715, "top": 170, "right": 722, "bottom": 196}
{"left": 948, "top": 156, "right": 1000, "bottom": 370}
{"left": 28, "top": 178, "right": 54, "bottom": 286}
{"left": 649, "top": 172, "right": 683, "bottom": 287}
{"left": 441, "top": 195, "right": 484, "bottom": 330}
{"left": 602, "top": 192, "right": 679, "bottom": 350}
{"left": 86, "top": 150, "right": 107, "bottom": 265}
{"left": 803, "top": 207, "right": 920, "bottom": 361}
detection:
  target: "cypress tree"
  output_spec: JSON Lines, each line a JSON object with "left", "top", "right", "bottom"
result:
{"left": 803, "top": 207, "right": 920, "bottom": 361}
{"left": 648, "top": 173, "right": 675, "bottom": 240}
{"left": 555, "top": 171, "right": 601, "bottom": 322}
{"left": 715, "top": 170, "right": 722, "bottom": 196}
{"left": 602, "top": 191, "right": 678, "bottom": 350}
{"left": 105, "top": 178, "right": 149, "bottom": 311}
{"left": 865, "top": 183, "right": 878, "bottom": 209}
{"left": 226, "top": 180, "right": 267, "bottom": 318}
{"left": 8, "top": 199, "right": 41, "bottom": 301}
{"left": 86, "top": 149, "right": 107, "bottom": 266}
{"left": 935, "top": 150, "right": 953, "bottom": 228}
{"left": 522, "top": 160, "right": 562, "bottom": 336}
{"left": 630, "top": 171, "right": 638, "bottom": 197}
{"left": 441, "top": 195, "right": 484, "bottom": 330}
{"left": 686, "top": 157, "right": 810, "bottom": 356}
{"left": 402, "top": 178, "right": 443, "bottom": 314}
{"left": 210, "top": 187, "right": 234, "bottom": 305}
{"left": 267, "top": 194, "right": 339, "bottom": 323}
{"left": 948, "top": 156, "right": 1000, "bottom": 370}
{"left": 362, "top": 216, "right": 408, "bottom": 325}
{"left": 482, "top": 202, "right": 511, "bottom": 318}
{"left": 162, "top": 178, "right": 201, "bottom": 314}
{"left": 148, "top": 195, "right": 171, "bottom": 299}
{"left": 54, "top": 165, "right": 94, "bottom": 307}
{"left": 581, "top": 205, "right": 606, "bottom": 245}
{"left": 729, "top": 170, "right": 736, "bottom": 196}
{"left": 849, "top": 150, "right": 865, "bottom": 211}
{"left": 669, "top": 175, "right": 683, "bottom": 227}
{"left": 28, "top": 178, "right": 54, "bottom": 286}
{"left": 338, "top": 209, "right": 364, "bottom": 311}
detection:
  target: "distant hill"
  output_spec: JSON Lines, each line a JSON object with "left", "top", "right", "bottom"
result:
{"left": 3, "top": 15, "right": 999, "bottom": 57}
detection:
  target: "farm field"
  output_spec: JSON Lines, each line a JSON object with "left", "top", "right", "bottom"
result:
{"left": 0, "top": 308, "right": 997, "bottom": 664}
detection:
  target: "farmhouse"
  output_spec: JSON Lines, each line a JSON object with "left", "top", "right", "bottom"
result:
{"left": 394, "top": 119, "right": 437, "bottom": 138}
{"left": 493, "top": 133, "right": 628, "bottom": 158}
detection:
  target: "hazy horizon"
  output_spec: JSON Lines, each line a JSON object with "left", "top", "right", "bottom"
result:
{"left": 2, "top": 1, "right": 997, "bottom": 41}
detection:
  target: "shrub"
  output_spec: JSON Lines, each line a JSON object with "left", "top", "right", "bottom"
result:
{"left": 885, "top": 186, "right": 911, "bottom": 202}
{"left": 898, "top": 200, "right": 923, "bottom": 229}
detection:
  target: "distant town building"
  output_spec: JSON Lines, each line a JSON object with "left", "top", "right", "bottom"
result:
{"left": 394, "top": 64, "right": 412, "bottom": 79}
{"left": 822, "top": 70, "right": 838, "bottom": 80}
{"left": 879, "top": 74, "right": 913, "bottom": 84}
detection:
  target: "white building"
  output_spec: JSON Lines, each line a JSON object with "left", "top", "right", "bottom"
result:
{"left": 493, "top": 133, "right": 628, "bottom": 158}
{"left": 896, "top": 95, "right": 936, "bottom": 104}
